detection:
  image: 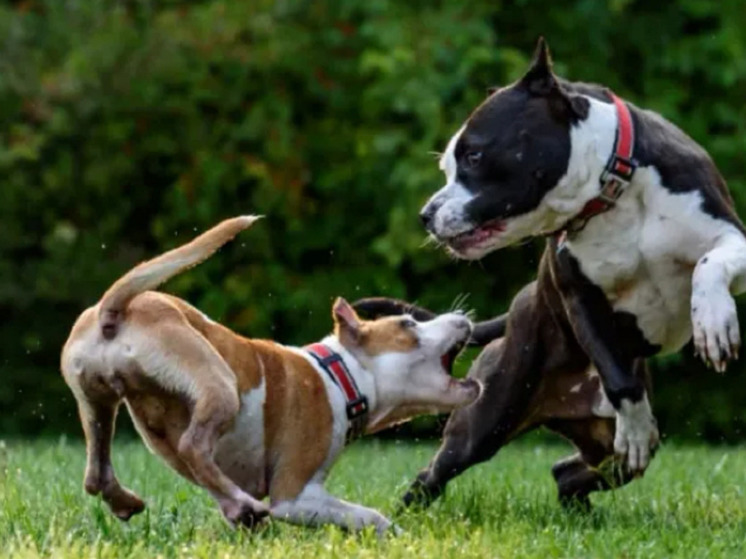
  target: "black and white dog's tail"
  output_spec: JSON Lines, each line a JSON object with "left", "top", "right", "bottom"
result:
{"left": 353, "top": 297, "right": 507, "bottom": 347}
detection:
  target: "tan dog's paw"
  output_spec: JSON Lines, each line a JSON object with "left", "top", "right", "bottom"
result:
{"left": 105, "top": 486, "right": 146, "bottom": 521}
{"left": 222, "top": 497, "right": 269, "bottom": 529}
{"left": 383, "top": 521, "right": 404, "bottom": 538}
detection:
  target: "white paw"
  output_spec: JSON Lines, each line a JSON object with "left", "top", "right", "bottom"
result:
{"left": 389, "top": 523, "right": 405, "bottom": 537}
{"left": 614, "top": 397, "right": 659, "bottom": 474}
{"left": 692, "top": 287, "right": 740, "bottom": 372}
{"left": 374, "top": 517, "right": 399, "bottom": 537}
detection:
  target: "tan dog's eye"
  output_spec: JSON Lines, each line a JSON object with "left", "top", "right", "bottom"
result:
{"left": 400, "top": 319, "right": 416, "bottom": 329}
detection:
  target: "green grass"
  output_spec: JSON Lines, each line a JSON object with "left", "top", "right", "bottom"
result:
{"left": 1, "top": 436, "right": 745, "bottom": 558}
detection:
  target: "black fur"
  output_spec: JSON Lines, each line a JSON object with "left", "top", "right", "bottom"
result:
{"left": 550, "top": 241, "right": 659, "bottom": 408}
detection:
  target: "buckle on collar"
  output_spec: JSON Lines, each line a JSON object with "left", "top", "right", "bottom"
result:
{"left": 599, "top": 154, "right": 637, "bottom": 205}
{"left": 554, "top": 91, "right": 636, "bottom": 240}
{"left": 597, "top": 179, "right": 624, "bottom": 206}
{"left": 346, "top": 396, "right": 368, "bottom": 419}
{"left": 602, "top": 154, "right": 637, "bottom": 182}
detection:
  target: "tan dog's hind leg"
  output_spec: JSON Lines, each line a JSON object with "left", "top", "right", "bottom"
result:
{"left": 74, "top": 385, "right": 145, "bottom": 520}
{"left": 177, "top": 398, "right": 268, "bottom": 528}
{"left": 130, "top": 312, "right": 269, "bottom": 528}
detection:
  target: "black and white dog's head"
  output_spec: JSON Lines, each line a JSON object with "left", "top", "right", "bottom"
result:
{"left": 421, "top": 38, "right": 614, "bottom": 259}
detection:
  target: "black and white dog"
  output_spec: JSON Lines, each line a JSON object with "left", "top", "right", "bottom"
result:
{"left": 356, "top": 38, "right": 746, "bottom": 508}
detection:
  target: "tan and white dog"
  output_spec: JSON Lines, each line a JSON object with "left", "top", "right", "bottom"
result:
{"left": 61, "top": 216, "right": 479, "bottom": 535}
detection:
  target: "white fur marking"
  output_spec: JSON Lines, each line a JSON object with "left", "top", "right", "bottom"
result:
{"left": 270, "top": 482, "right": 392, "bottom": 535}
{"left": 691, "top": 232, "right": 746, "bottom": 370}
{"left": 427, "top": 126, "right": 478, "bottom": 238}
{"left": 214, "top": 379, "right": 267, "bottom": 494}
{"left": 614, "top": 395, "right": 658, "bottom": 472}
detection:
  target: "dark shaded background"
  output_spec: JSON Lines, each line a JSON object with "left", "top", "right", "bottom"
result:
{"left": 1, "top": 0, "right": 745, "bottom": 441}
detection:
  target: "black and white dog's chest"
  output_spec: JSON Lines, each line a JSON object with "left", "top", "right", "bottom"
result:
{"left": 561, "top": 170, "right": 745, "bottom": 355}
{"left": 561, "top": 235, "right": 692, "bottom": 355}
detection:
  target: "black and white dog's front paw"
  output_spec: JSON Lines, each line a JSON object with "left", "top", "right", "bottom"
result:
{"left": 692, "top": 288, "right": 740, "bottom": 372}
{"left": 614, "top": 397, "right": 659, "bottom": 474}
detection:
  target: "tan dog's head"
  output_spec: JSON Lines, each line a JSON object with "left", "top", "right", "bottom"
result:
{"left": 331, "top": 297, "right": 480, "bottom": 433}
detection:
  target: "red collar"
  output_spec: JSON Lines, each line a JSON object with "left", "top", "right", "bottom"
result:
{"left": 305, "top": 343, "right": 368, "bottom": 442}
{"left": 557, "top": 90, "right": 637, "bottom": 241}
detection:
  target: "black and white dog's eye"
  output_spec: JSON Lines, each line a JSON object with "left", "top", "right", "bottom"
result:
{"left": 465, "top": 151, "right": 482, "bottom": 168}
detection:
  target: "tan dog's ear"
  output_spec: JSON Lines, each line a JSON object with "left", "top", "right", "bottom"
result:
{"left": 333, "top": 297, "right": 363, "bottom": 347}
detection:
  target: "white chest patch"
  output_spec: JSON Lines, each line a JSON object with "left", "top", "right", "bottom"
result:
{"left": 214, "top": 379, "right": 267, "bottom": 496}
{"left": 284, "top": 345, "right": 355, "bottom": 484}
{"left": 565, "top": 166, "right": 744, "bottom": 354}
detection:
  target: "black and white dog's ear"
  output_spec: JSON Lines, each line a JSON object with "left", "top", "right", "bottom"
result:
{"left": 520, "top": 37, "right": 590, "bottom": 122}
{"left": 560, "top": 90, "right": 590, "bottom": 122}
{"left": 520, "top": 37, "right": 557, "bottom": 95}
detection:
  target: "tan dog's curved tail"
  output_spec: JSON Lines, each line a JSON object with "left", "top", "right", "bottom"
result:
{"left": 98, "top": 215, "right": 261, "bottom": 339}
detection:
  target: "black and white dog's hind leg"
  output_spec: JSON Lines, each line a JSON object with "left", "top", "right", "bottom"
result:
{"left": 549, "top": 418, "right": 636, "bottom": 510}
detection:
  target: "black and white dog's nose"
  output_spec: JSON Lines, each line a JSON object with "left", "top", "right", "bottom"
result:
{"left": 419, "top": 205, "right": 436, "bottom": 232}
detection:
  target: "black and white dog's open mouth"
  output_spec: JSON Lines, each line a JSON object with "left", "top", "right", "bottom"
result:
{"left": 443, "top": 219, "right": 506, "bottom": 252}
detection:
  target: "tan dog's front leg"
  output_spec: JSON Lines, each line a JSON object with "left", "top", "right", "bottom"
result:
{"left": 177, "top": 398, "right": 268, "bottom": 528}
{"left": 77, "top": 398, "right": 145, "bottom": 520}
{"left": 271, "top": 484, "right": 394, "bottom": 536}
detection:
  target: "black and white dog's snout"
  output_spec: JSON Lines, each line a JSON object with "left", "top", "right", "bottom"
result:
{"left": 419, "top": 200, "right": 439, "bottom": 233}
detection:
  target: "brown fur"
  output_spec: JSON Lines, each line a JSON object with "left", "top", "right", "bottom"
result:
{"left": 64, "top": 290, "right": 334, "bottom": 519}
{"left": 357, "top": 317, "right": 419, "bottom": 355}
{"left": 261, "top": 343, "right": 333, "bottom": 501}
{"left": 332, "top": 300, "right": 419, "bottom": 356}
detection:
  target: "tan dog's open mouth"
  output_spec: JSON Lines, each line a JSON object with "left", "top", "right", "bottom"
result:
{"left": 441, "top": 339, "right": 467, "bottom": 375}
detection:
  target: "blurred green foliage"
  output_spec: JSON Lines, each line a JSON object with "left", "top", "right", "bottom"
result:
{"left": 1, "top": 0, "right": 745, "bottom": 441}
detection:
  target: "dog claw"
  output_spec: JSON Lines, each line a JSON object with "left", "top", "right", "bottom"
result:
{"left": 103, "top": 485, "right": 146, "bottom": 521}
{"left": 234, "top": 506, "right": 268, "bottom": 529}
{"left": 113, "top": 502, "right": 145, "bottom": 521}
{"left": 614, "top": 400, "right": 658, "bottom": 474}
{"left": 222, "top": 498, "right": 269, "bottom": 529}
{"left": 389, "top": 523, "right": 405, "bottom": 537}
{"left": 400, "top": 472, "right": 442, "bottom": 511}
{"left": 691, "top": 289, "right": 740, "bottom": 373}
{"left": 229, "top": 506, "right": 269, "bottom": 530}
